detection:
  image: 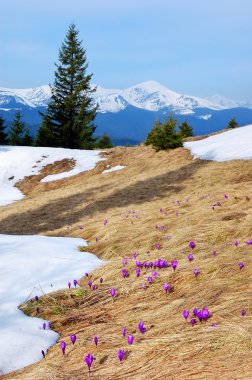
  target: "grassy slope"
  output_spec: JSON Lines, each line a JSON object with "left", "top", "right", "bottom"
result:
{"left": 1, "top": 144, "right": 252, "bottom": 380}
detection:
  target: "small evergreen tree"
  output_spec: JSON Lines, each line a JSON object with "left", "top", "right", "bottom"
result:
{"left": 9, "top": 111, "right": 26, "bottom": 146}
{"left": 179, "top": 120, "right": 193, "bottom": 138}
{"left": 96, "top": 133, "right": 113, "bottom": 149}
{"left": 38, "top": 23, "right": 97, "bottom": 149}
{"left": 227, "top": 117, "right": 239, "bottom": 129}
{"left": 0, "top": 115, "right": 8, "bottom": 144}
{"left": 145, "top": 115, "right": 182, "bottom": 151}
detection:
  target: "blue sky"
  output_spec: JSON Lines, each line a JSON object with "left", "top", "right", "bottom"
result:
{"left": 1, "top": 0, "right": 252, "bottom": 101}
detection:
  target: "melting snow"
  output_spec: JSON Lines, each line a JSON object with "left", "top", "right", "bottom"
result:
{"left": 184, "top": 125, "right": 252, "bottom": 161}
{"left": 102, "top": 165, "right": 126, "bottom": 174}
{"left": 0, "top": 234, "right": 102, "bottom": 375}
{"left": 0, "top": 146, "right": 105, "bottom": 206}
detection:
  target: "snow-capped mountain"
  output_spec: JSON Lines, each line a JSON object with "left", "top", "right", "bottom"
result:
{"left": 1, "top": 81, "right": 252, "bottom": 145}
{"left": 1, "top": 81, "right": 250, "bottom": 114}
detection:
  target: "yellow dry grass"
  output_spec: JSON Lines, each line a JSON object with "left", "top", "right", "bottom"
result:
{"left": 1, "top": 144, "right": 252, "bottom": 380}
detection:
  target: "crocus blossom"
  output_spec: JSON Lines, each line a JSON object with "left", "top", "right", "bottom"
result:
{"left": 85, "top": 354, "right": 94, "bottom": 371}
{"left": 122, "top": 269, "right": 128, "bottom": 278}
{"left": 183, "top": 310, "right": 189, "bottom": 320}
{"left": 193, "top": 308, "right": 198, "bottom": 317}
{"left": 122, "top": 327, "right": 126, "bottom": 337}
{"left": 94, "top": 336, "right": 98, "bottom": 347}
{"left": 138, "top": 321, "right": 147, "bottom": 334}
{"left": 127, "top": 335, "right": 134, "bottom": 345}
{"left": 88, "top": 281, "right": 92, "bottom": 288}
{"left": 193, "top": 269, "right": 199, "bottom": 276}
{"left": 189, "top": 241, "right": 196, "bottom": 249}
{"left": 68, "top": 282, "right": 71, "bottom": 289}
{"left": 42, "top": 323, "right": 46, "bottom": 330}
{"left": 234, "top": 241, "right": 239, "bottom": 246}
{"left": 118, "top": 349, "right": 125, "bottom": 362}
{"left": 42, "top": 350, "right": 46, "bottom": 358}
{"left": 60, "top": 341, "right": 66, "bottom": 355}
{"left": 147, "top": 277, "right": 153, "bottom": 283}
{"left": 99, "top": 277, "right": 103, "bottom": 283}
{"left": 188, "top": 254, "right": 194, "bottom": 262}
{"left": 162, "top": 283, "right": 170, "bottom": 293}
{"left": 110, "top": 288, "right": 116, "bottom": 298}
{"left": 136, "top": 268, "right": 141, "bottom": 277}
{"left": 246, "top": 240, "right": 252, "bottom": 245}
{"left": 156, "top": 244, "right": 161, "bottom": 250}
{"left": 241, "top": 309, "right": 246, "bottom": 316}
{"left": 73, "top": 279, "right": 78, "bottom": 287}
{"left": 190, "top": 318, "right": 197, "bottom": 326}
{"left": 239, "top": 262, "right": 244, "bottom": 270}
{"left": 171, "top": 260, "right": 178, "bottom": 271}
{"left": 70, "top": 334, "right": 76, "bottom": 345}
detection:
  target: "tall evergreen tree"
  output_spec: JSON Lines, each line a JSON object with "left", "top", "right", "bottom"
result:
{"left": 0, "top": 115, "right": 8, "bottom": 145}
{"left": 37, "top": 23, "right": 97, "bottom": 149}
{"left": 22, "top": 128, "right": 33, "bottom": 146}
{"left": 179, "top": 120, "right": 193, "bottom": 138}
{"left": 9, "top": 111, "right": 26, "bottom": 146}
{"left": 227, "top": 117, "right": 239, "bottom": 129}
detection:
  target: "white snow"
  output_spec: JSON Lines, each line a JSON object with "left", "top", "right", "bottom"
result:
{"left": 102, "top": 165, "right": 126, "bottom": 174}
{"left": 0, "top": 234, "right": 102, "bottom": 375}
{"left": 2, "top": 81, "right": 251, "bottom": 114}
{"left": 0, "top": 146, "right": 105, "bottom": 206}
{"left": 184, "top": 124, "right": 252, "bottom": 161}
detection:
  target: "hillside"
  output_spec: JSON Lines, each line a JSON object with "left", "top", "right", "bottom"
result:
{"left": 0, "top": 129, "right": 252, "bottom": 379}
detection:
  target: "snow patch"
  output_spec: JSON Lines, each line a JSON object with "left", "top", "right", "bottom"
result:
{"left": 0, "top": 234, "right": 102, "bottom": 375}
{"left": 184, "top": 124, "right": 252, "bottom": 161}
{"left": 102, "top": 165, "right": 126, "bottom": 174}
{"left": 0, "top": 146, "right": 105, "bottom": 206}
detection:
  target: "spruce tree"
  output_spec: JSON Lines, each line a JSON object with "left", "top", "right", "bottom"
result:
{"left": 0, "top": 115, "right": 8, "bottom": 145}
{"left": 9, "top": 111, "right": 26, "bottom": 146}
{"left": 179, "top": 120, "right": 193, "bottom": 138}
{"left": 227, "top": 117, "right": 239, "bottom": 129}
{"left": 96, "top": 133, "right": 113, "bottom": 149}
{"left": 38, "top": 23, "right": 97, "bottom": 149}
{"left": 22, "top": 128, "right": 33, "bottom": 146}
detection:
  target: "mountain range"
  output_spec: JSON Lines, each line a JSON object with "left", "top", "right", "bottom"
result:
{"left": 1, "top": 81, "right": 252, "bottom": 145}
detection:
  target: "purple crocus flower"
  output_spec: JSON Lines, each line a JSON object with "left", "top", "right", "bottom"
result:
{"left": 95, "top": 237, "right": 98, "bottom": 242}
{"left": 136, "top": 268, "right": 141, "bottom": 277}
{"left": 48, "top": 322, "right": 52, "bottom": 329}
{"left": 241, "top": 309, "right": 246, "bottom": 316}
{"left": 122, "top": 269, "right": 128, "bottom": 278}
{"left": 190, "top": 318, "right": 197, "bottom": 326}
{"left": 136, "top": 260, "right": 141, "bottom": 267}
{"left": 42, "top": 322, "right": 46, "bottom": 330}
{"left": 104, "top": 219, "right": 108, "bottom": 226}
{"left": 60, "top": 341, "right": 66, "bottom": 355}
{"left": 127, "top": 335, "right": 134, "bottom": 345}
{"left": 147, "top": 277, "right": 153, "bottom": 283}
{"left": 138, "top": 321, "right": 147, "bottom": 334}
{"left": 73, "top": 279, "right": 78, "bottom": 287}
{"left": 68, "top": 282, "right": 71, "bottom": 289}
{"left": 35, "top": 296, "right": 39, "bottom": 301}
{"left": 149, "top": 261, "right": 153, "bottom": 268}
{"left": 212, "top": 251, "right": 217, "bottom": 256}
{"left": 224, "top": 194, "right": 228, "bottom": 199}
{"left": 94, "top": 336, "right": 98, "bottom": 347}
{"left": 70, "top": 334, "right": 76, "bottom": 345}
{"left": 183, "top": 310, "right": 189, "bottom": 320}
{"left": 159, "top": 208, "right": 163, "bottom": 212}
{"left": 234, "top": 241, "right": 239, "bottom": 246}
{"left": 85, "top": 273, "right": 89, "bottom": 277}
{"left": 79, "top": 225, "right": 84, "bottom": 229}
{"left": 118, "top": 349, "right": 125, "bottom": 362}
{"left": 85, "top": 353, "right": 93, "bottom": 372}
{"left": 188, "top": 254, "right": 194, "bottom": 262}
{"left": 171, "top": 260, "right": 178, "bottom": 271}
{"left": 162, "top": 283, "right": 170, "bottom": 293}
{"left": 246, "top": 240, "right": 252, "bottom": 245}
{"left": 193, "top": 308, "right": 198, "bottom": 317}
{"left": 110, "top": 288, "right": 116, "bottom": 298}
{"left": 189, "top": 241, "right": 196, "bottom": 249}
{"left": 156, "top": 243, "right": 161, "bottom": 250}
{"left": 92, "top": 284, "right": 97, "bottom": 291}
{"left": 122, "top": 327, "right": 126, "bottom": 337}
{"left": 197, "top": 310, "right": 203, "bottom": 321}
{"left": 239, "top": 262, "right": 244, "bottom": 270}
{"left": 201, "top": 308, "right": 209, "bottom": 319}
{"left": 99, "top": 277, "right": 103, "bottom": 283}
{"left": 42, "top": 350, "right": 46, "bottom": 358}
{"left": 152, "top": 271, "right": 159, "bottom": 277}
{"left": 88, "top": 281, "right": 92, "bottom": 288}
{"left": 193, "top": 269, "right": 199, "bottom": 276}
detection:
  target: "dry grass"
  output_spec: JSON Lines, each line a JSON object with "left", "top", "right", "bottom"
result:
{"left": 1, "top": 144, "right": 252, "bottom": 380}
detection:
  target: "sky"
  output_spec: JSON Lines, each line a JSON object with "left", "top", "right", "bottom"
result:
{"left": 1, "top": 0, "right": 252, "bottom": 102}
